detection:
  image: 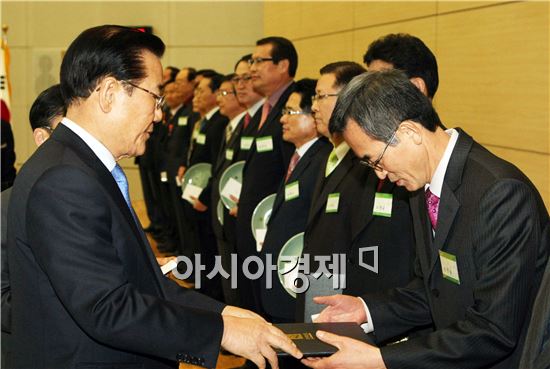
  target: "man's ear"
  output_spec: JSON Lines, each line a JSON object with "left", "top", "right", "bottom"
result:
{"left": 277, "top": 59, "right": 290, "bottom": 75}
{"left": 399, "top": 120, "right": 423, "bottom": 145}
{"left": 409, "top": 77, "right": 428, "bottom": 97}
{"left": 32, "top": 128, "right": 50, "bottom": 147}
{"left": 97, "top": 77, "right": 119, "bottom": 113}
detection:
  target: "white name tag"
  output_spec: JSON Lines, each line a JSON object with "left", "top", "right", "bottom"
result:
{"left": 372, "top": 192, "right": 392, "bottom": 217}
{"left": 325, "top": 193, "right": 340, "bottom": 213}
{"left": 225, "top": 149, "right": 234, "bottom": 161}
{"left": 181, "top": 183, "right": 203, "bottom": 204}
{"left": 175, "top": 176, "right": 182, "bottom": 187}
{"left": 285, "top": 181, "right": 299, "bottom": 201}
{"left": 256, "top": 136, "right": 273, "bottom": 152}
{"left": 160, "top": 171, "right": 168, "bottom": 183}
{"left": 178, "top": 116, "right": 188, "bottom": 126}
{"left": 439, "top": 250, "right": 461, "bottom": 285}
{"left": 240, "top": 136, "right": 254, "bottom": 150}
{"left": 196, "top": 134, "right": 206, "bottom": 145}
{"left": 255, "top": 228, "right": 267, "bottom": 252}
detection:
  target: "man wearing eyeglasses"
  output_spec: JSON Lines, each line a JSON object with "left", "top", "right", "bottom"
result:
{"left": 235, "top": 37, "right": 297, "bottom": 315}
{"left": 302, "top": 70, "right": 549, "bottom": 369}
{"left": 6, "top": 25, "right": 302, "bottom": 369}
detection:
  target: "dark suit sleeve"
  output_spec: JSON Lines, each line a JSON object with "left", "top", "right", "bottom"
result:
{"left": 370, "top": 179, "right": 543, "bottom": 369}
{"left": 1, "top": 189, "right": 11, "bottom": 333}
{"left": 26, "top": 166, "right": 223, "bottom": 368}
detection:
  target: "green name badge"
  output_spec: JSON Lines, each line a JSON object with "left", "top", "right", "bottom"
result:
{"left": 178, "top": 116, "right": 188, "bottom": 126}
{"left": 240, "top": 136, "right": 254, "bottom": 150}
{"left": 325, "top": 193, "right": 340, "bottom": 213}
{"left": 256, "top": 136, "right": 273, "bottom": 152}
{"left": 372, "top": 192, "right": 393, "bottom": 217}
{"left": 439, "top": 250, "right": 461, "bottom": 285}
{"left": 196, "top": 133, "right": 206, "bottom": 145}
{"left": 285, "top": 181, "right": 299, "bottom": 201}
{"left": 225, "top": 149, "right": 234, "bottom": 161}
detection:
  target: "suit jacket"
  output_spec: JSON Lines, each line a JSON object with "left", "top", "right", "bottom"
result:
{"left": 259, "top": 138, "right": 331, "bottom": 320}
{"left": 161, "top": 103, "right": 197, "bottom": 177}
{"left": 1, "top": 188, "right": 11, "bottom": 333}
{"left": 236, "top": 83, "right": 296, "bottom": 258}
{"left": 6, "top": 124, "right": 225, "bottom": 369}
{"left": 365, "top": 129, "right": 549, "bottom": 369}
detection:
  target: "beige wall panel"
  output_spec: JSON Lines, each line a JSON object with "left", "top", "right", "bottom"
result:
{"left": 299, "top": 2, "right": 354, "bottom": 38}
{"left": 264, "top": 1, "right": 301, "bottom": 39}
{"left": 1, "top": 1, "right": 29, "bottom": 47}
{"left": 436, "top": 2, "right": 549, "bottom": 154}
{"left": 168, "top": 1, "right": 263, "bottom": 46}
{"left": 352, "top": 17, "right": 437, "bottom": 64}
{"left": 437, "top": 1, "right": 506, "bottom": 14}
{"left": 169, "top": 46, "right": 254, "bottom": 75}
{"left": 10, "top": 48, "right": 32, "bottom": 166}
{"left": 294, "top": 32, "right": 353, "bottom": 79}
{"left": 485, "top": 146, "right": 549, "bottom": 208}
{"left": 353, "top": 1, "right": 436, "bottom": 28}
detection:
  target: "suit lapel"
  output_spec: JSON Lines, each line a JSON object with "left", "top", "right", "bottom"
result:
{"left": 350, "top": 170, "right": 383, "bottom": 241}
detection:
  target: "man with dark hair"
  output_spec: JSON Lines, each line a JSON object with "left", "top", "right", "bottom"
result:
{"left": 7, "top": 25, "right": 300, "bottom": 369}
{"left": 364, "top": 33, "right": 439, "bottom": 99}
{"left": 235, "top": 36, "right": 297, "bottom": 314}
{"left": 304, "top": 69, "right": 549, "bottom": 369}
{"left": 298, "top": 61, "right": 415, "bottom": 324}
{"left": 162, "top": 65, "right": 180, "bottom": 86}
{"left": 259, "top": 78, "right": 331, "bottom": 322}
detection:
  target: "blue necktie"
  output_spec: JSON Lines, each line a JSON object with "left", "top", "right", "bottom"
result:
{"left": 111, "top": 164, "right": 132, "bottom": 210}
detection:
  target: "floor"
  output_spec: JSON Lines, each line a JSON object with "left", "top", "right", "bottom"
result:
{"left": 133, "top": 200, "right": 245, "bottom": 369}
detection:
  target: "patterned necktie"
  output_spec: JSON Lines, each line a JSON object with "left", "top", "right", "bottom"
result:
{"left": 112, "top": 164, "right": 132, "bottom": 210}
{"left": 243, "top": 112, "right": 251, "bottom": 130}
{"left": 225, "top": 124, "right": 233, "bottom": 143}
{"left": 425, "top": 188, "right": 440, "bottom": 230}
{"left": 325, "top": 149, "right": 339, "bottom": 177}
{"left": 285, "top": 151, "right": 300, "bottom": 183}
{"left": 258, "top": 102, "right": 271, "bottom": 130}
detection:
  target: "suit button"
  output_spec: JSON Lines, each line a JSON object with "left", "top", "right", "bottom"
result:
{"left": 176, "top": 353, "right": 185, "bottom": 362}
{"left": 432, "top": 288, "right": 440, "bottom": 297}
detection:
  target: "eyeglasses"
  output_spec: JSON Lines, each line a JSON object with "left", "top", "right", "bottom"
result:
{"left": 312, "top": 93, "right": 339, "bottom": 102}
{"left": 248, "top": 57, "right": 274, "bottom": 66}
{"left": 282, "top": 107, "right": 309, "bottom": 116}
{"left": 231, "top": 74, "right": 253, "bottom": 84}
{"left": 360, "top": 129, "right": 398, "bottom": 171}
{"left": 122, "top": 80, "right": 165, "bottom": 110}
{"left": 217, "top": 90, "right": 235, "bottom": 97}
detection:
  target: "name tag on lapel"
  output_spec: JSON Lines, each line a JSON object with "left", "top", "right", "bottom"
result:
{"left": 225, "top": 149, "right": 234, "bottom": 161}
{"left": 240, "top": 136, "right": 254, "bottom": 150}
{"left": 178, "top": 116, "right": 188, "bottom": 126}
{"left": 439, "top": 250, "right": 461, "bottom": 285}
{"left": 325, "top": 193, "right": 340, "bottom": 213}
{"left": 256, "top": 136, "right": 273, "bottom": 152}
{"left": 196, "top": 133, "right": 206, "bottom": 145}
{"left": 285, "top": 181, "right": 299, "bottom": 201}
{"left": 160, "top": 171, "right": 168, "bottom": 183}
{"left": 372, "top": 193, "right": 392, "bottom": 217}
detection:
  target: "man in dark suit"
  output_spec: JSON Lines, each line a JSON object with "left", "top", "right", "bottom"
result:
{"left": 303, "top": 70, "right": 549, "bottom": 369}
{"left": 235, "top": 37, "right": 297, "bottom": 314}
{"left": 259, "top": 79, "right": 331, "bottom": 322}
{"left": 6, "top": 25, "right": 300, "bottom": 369}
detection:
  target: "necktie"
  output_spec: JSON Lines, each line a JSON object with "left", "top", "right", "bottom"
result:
{"left": 243, "top": 112, "right": 251, "bottom": 129}
{"left": 225, "top": 124, "right": 232, "bottom": 143}
{"left": 258, "top": 102, "right": 271, "bottom": 130}
{"left": 112, "top": 164, "right": 132, "bottom": 210}
{"left": 425, "top": 188, "right": 440, "bottom": 230}
{"left": 285, "top": 151, "right": 300, "bottom": 183}
{"left": 325, "top": 149, "right": 339, "bottom": 177}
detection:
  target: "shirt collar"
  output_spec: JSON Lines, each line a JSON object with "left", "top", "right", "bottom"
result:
{"left": 170, "top": 103, "right": 183, "bottom": 116}
{"left": 248, "top": 98, "right": 266, "bottom": 116}
{"left": 295, "top": 137, "right": 319, "bottom": 157}
{"left": 425, "top": 128, "right": 459, "bottom": 197}
{"left": 205, "top": 106, "right": 220, "bottom": 120}
{"left": 333, "top": 141, "right": 350, "bottom": 160}
{"left": 267, "top": 80, "right": 293, "bottom": 107}
{"left": 61, "top": 117, "right": 116, "bottom": 172}
{"left": 229, "top": 111, "right": 246, "bottom": 131}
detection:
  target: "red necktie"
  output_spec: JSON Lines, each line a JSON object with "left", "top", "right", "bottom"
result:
{"left": 258, "top": 102, "right": 271, "bottom": 130}
{"left": 285, "top": 152, "right": 300, "bottom": 183}
{"left": 243, "top": 112, "right": 251, "bottom": 129}
{"left": 425, "top": 188, "right": 440, "bottom": 229}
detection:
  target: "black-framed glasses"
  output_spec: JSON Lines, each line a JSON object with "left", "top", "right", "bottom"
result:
{"left": 282, "top": 107, "right": 309, "bottom": 116}
{"left": 217, "top": 90, "right": 235, "bottom": 97}
{"left": 312, "top": 93, "right": 339, "bottom": 102}
{"left": 248, "top": 57, "right": 274, "bottom": 66}
{"left": 122, "top": 80, "right": 165, "bottom": 110}
{"left": 360, "top": 129, "right": 398, "bottom": 171}
{"left": 231, "top": 74, "right": 253, "bottom": 84}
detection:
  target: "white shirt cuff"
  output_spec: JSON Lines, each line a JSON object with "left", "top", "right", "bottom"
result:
{"left": 359, "top": 297, "right": 374, "bottom": 333}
